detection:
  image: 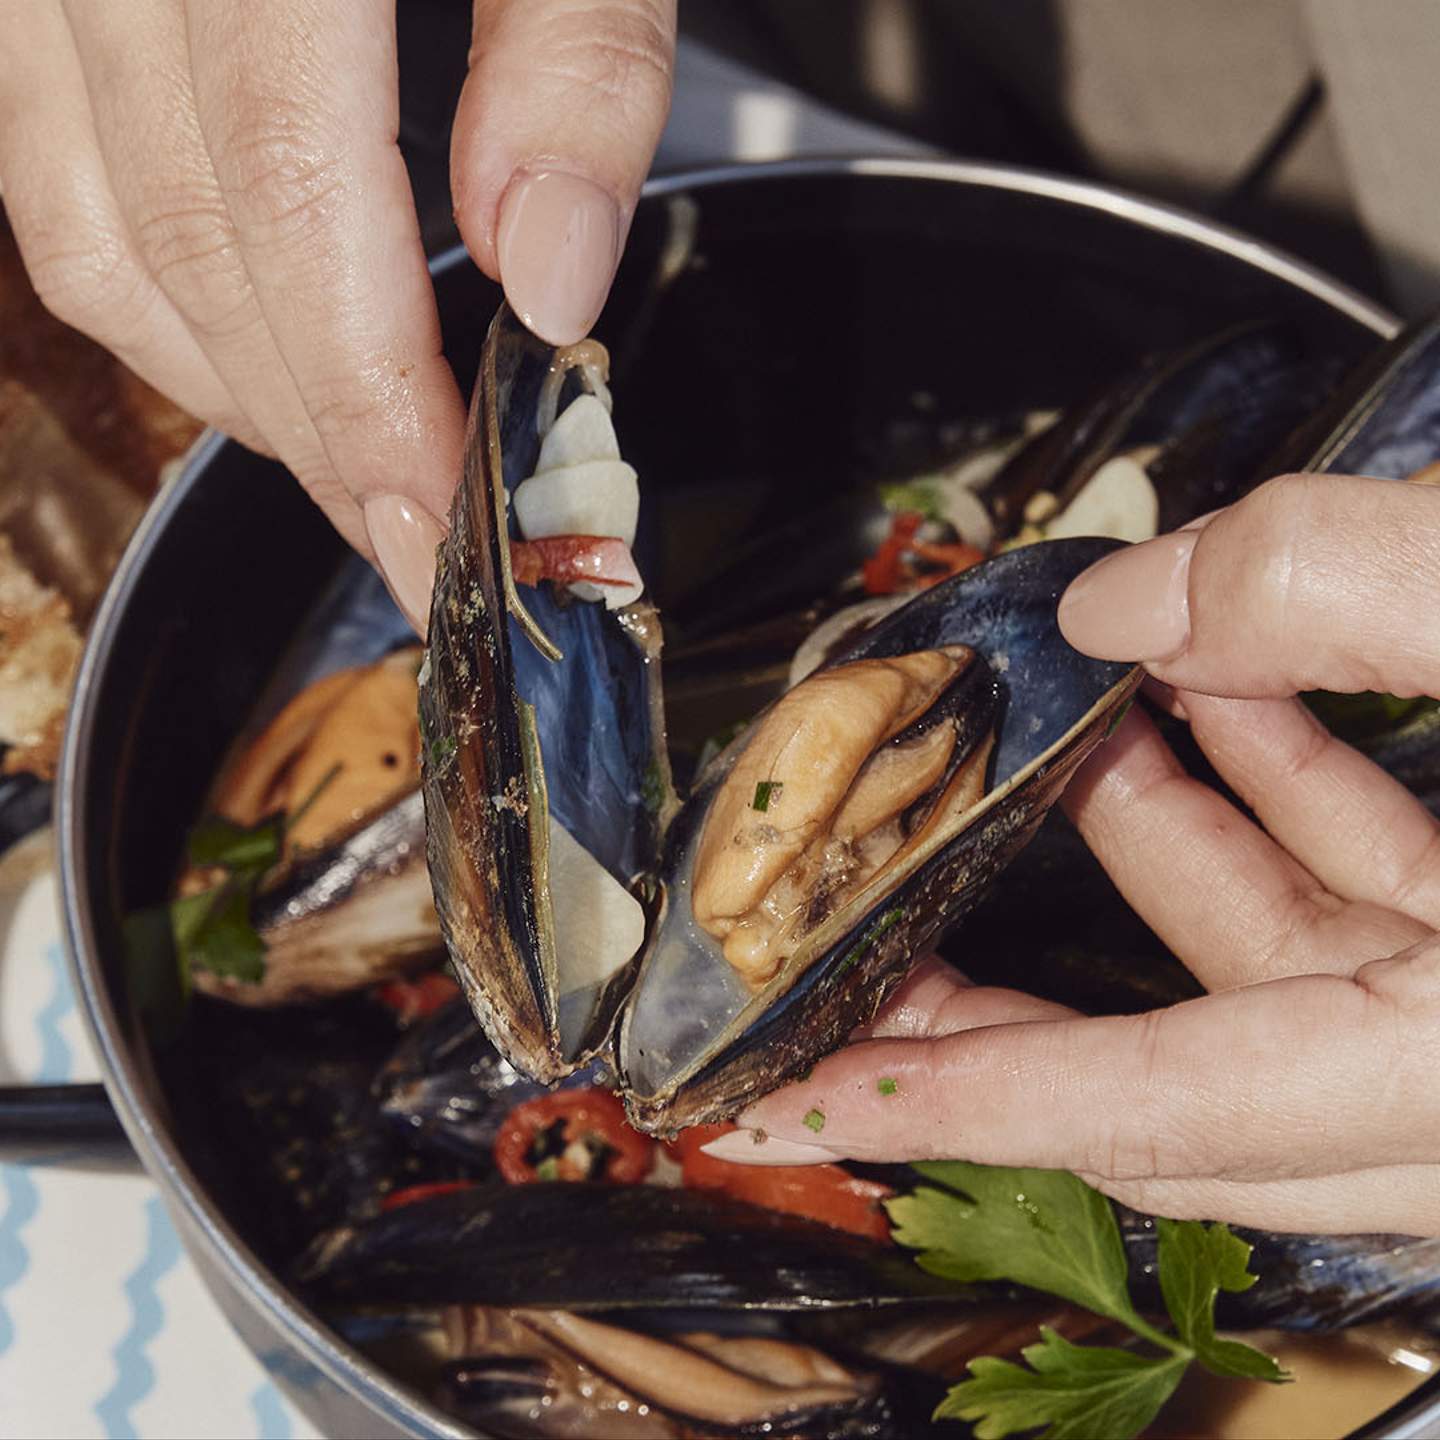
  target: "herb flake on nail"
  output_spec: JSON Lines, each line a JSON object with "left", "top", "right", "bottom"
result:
{"left": 803, "top": 1108, "right": 826, "bottom": 1134}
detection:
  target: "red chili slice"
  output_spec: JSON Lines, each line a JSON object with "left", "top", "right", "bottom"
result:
{"left": 667, "top": 1123, "right": 893, "bottom": 1242}
{"left": 373, "top": 972, "right": 461, "bottom": 1024}
{"left": 861, "top": 512, "right": 925, "bottom": 596}
{"left": 495, "top": 1088, "right": 656, "bottom": 1185}
{"left": 380, "top": 1179, "right": 476, "bottom": 1212}
{"left": 509, "top": 536, "right": 639, "bottom": 590}
{"left": 911, "top": 538, "right": 987, "bottom": 585}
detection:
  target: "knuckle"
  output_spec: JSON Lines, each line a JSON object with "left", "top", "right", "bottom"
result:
{"left": 302, "top": 372, "right": 396, "bottom": 451}
{"left": 1388, "top": 830, "right": 1440, "bottom": 918}
{"left": 1209, "top": 473, "right": 1317, "bottom": 641}
{"left": 24, "top": 227, "right": 147, "bottom": 338}
{"left": 540, "top": 2, "right": 675, "bottom": 124}
{"left": 129, "top": 192, "right": 256, "bottom": 338}
{"left": 1079, "top": 1012, "right": 1192, "bottom": 1182}
{"left": 210, "top": 97, "right": 345, "bottom": 244}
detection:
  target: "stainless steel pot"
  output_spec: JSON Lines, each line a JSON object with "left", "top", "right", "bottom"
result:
{"left": 29, "top": 159, "right": 1436, "bottom": 1439}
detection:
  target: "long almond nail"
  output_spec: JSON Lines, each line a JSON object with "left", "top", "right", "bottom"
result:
{"left": 699, "top": 1132, "right": 847, "bottom": 1167}
{"left": 497, "top": 169, "right": 620, "bottom": 345}
{"left": 363, "top": 494, "right": 445, "bottom": 636}
{"left": 1057, "top": 532, "right": 1198, "bottom": 661}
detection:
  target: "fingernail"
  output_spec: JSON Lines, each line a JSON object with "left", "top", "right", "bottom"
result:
{"left": 497, "top": 169, "right": 621, "bottom": 345}
{"left": 699, "top": 1132, "right": 847, "bottom": 1167}
{"left": 363, "top": 494, "right": 446, "bottom": 635}
{"left": 1057, "top": 532, "right": 1198, "bottom": 661}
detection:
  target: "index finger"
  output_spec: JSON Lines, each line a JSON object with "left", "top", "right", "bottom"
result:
{"left": 737, "top": 951, "right": 1440, "bottom": 1183}
{"left": 185, "top": 0, "right": 465, "bottom": 595}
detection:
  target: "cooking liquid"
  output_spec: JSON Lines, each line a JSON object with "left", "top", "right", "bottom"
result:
{"left": 1146, "top": 1322, "right": 1436, "bottom": 1439}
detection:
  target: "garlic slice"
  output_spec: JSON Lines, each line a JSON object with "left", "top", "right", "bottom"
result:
{"left": 516, "top": 394, "right": 643, "bottom": 608}
{"left": 1046, "top": 452, "right": 1159, "bottom": 544}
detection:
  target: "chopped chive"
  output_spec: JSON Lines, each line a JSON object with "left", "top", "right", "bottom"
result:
{"left": 877, "top": 1077, "right": 898, "bottom": 1096}
{"left": 286, "top": 761, "right": 344, "bottom": 836}
{"left": 802, "top": 1108, "right": 826, "bottom": 1134}
{"left": 751, "top": 779, "right": 783, "bottom": 812}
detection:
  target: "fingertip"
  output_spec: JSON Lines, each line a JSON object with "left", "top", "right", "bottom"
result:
{"left": 363, "top": 494, "right": 446, "bottom": 636}
{"left": 1057, "top": 532, "right": 1197, "bottom": 663}
{"left": 496, "top": 168, "right": 621, "bottom": 344}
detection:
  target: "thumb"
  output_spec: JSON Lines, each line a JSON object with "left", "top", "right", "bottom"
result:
{"left": 1057, "top": 472, "right": 1440, "bottom": 700}
{"left": 450, "top": 0, "right": 676, "bottom": 345}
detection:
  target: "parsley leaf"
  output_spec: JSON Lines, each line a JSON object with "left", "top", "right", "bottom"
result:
{"left": 168, "top": 807, "right": 293, "bottom": 988}
{"left": 878, "top": 478, "right": 945, "bottom": 522}
{"left": 888, "top": 1163, "right": 1287, "bottom": 1439}
{"left": 185, "top": 813, "right": 283, "bottom": 873}
{"left": 890, "top": 1162, "right": 1146, "bottom": 1330}
{"left": 937, "top": 1327, "right": 1188, "bottom": 1440}
{"left": 170, "top": 882, "right": 266, "bottom": 984}
{"left": 1157, "top": 1218, "right": 1289, "bottom": 1382}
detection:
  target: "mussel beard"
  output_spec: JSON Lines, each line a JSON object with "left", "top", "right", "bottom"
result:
{"left": 692, "top": 647, "right": 999, "bottom": 991}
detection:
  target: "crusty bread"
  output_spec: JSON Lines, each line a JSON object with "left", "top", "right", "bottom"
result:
{"left": 0, "top": 533, "right": 82, "bottom": 779}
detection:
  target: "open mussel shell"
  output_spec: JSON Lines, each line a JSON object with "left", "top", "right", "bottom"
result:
{"left": 423, "top": 304, "right": 1139, "bottom": 1134}
{"left": 1268, "top": 311, "right": 1440, "bottom": 481}
{"left": 982, "top": 320, "right": 1340, "bottom": 538}
{"left": 619, "top": 538, "right": 1139, "bottom": 1131}
{"left": 421, "top": 305, "right": 668, "bottom": 1082}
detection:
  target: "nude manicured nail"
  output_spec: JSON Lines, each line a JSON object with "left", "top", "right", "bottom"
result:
{"left": 1057, "top": 532, "right": 1198, "bottom": 661}
{"left": 699, "top": 1132, "right": 847, "bottom": 1167}
{"left": 497, "top": 170, "right": 620, "bottom": 345}
{"left": 363, "top": 494, "right": 445, "bottom": 636}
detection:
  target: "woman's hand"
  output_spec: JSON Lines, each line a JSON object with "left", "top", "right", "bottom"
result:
{"left": 706, "top": 472, "right": 1440, "bottom": 1237}
{"left": 0, "top": 0, "right": 675, "bottom": 629}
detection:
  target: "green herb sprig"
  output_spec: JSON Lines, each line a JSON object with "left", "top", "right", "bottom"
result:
{"left": 168, "top": 762, "right": 341, "bottom": 988}
{"left": 169, "top": 813, "right": 283, "bottom": 986}
{"left": 886, "top": 1162, "right": 1287, "bottom": 1439}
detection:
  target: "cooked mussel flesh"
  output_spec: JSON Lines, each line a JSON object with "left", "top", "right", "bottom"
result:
{"left": 420, "top": 304, "right": 1139, "bottom": 1132}
{"left": 693, "top": 647, "right": 997, "bottom": 990}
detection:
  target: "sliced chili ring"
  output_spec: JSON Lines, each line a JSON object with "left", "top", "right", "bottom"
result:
{"left": 495, "top": 1088, "right": 655, "bottom": 1184}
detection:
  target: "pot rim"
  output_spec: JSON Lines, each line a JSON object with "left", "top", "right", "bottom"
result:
{"left": 57, "top": 154, "right": 1407, "bottom": 1440}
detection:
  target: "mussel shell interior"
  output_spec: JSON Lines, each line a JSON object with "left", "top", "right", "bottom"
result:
{"left": 617, "top": 538, "right": 1139, "bottom": 1118}
{"left": 490, "top": 318, "right": 660, "bottom": 893}
{"left": 421, "top": 307, "right": 661, "bottom": 1076}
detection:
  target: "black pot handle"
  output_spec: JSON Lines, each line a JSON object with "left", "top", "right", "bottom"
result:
{"left": 0, "top": 772, "right": 136, "bottom": 1165}
{"left": 0, "top": 1082, "right": 133, "bottom": 1162}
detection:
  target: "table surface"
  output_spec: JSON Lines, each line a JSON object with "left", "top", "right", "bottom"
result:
{"left": 0, "top": 835, "right": 323, "bottom": 1440}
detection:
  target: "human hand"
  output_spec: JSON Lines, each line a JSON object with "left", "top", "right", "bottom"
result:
{"left": 706, "top": 472, "right": 1440, "bottom": 1236}
{"left": 0, "top": 0, "right": 675, "bottom": 630}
